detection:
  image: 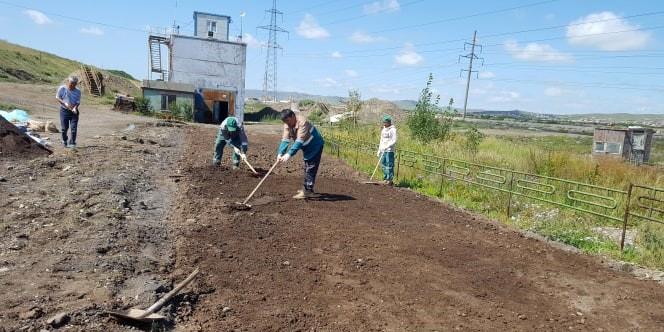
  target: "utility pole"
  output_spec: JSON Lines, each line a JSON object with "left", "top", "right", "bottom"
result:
{"left": 459, "top": 30, "right": 483, "bottom": 120}
{"left": 258, "top": 0, "right": 288, "bottom": 103}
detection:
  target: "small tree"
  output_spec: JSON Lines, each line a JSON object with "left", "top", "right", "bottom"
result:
{"left": 407, "top": 74, "right": 456, "bottom": 143}
{"left": 178, "top": 101, "right": 193, "bottom": 121}
{"left": 464, "top": 126, "right": 485, "bottom": 156}
{"left": 347, "top": 89, "right": 362, "bottom": 127}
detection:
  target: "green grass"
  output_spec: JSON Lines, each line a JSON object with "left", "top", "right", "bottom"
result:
{"left": 0, "top": 40, "right": 80, "bottom": 84}
{"left": 324, "top": 125, "right": 664, "bottom": 270}
{"left": 106, "top": 70, "right": 135, "bottom": 80}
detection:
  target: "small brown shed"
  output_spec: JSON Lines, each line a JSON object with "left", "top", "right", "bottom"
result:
{"left": 592, "top": 127, "right": 655, "bottom": 164}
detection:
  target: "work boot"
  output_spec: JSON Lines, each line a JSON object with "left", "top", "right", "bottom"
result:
{"left": 232, "top": 164, "right": 239, "bottom": 170}
{"left": 292, "top": 190, "right": 311, "bottom": 199}
{"left": 212, "top": 160, "right": 221, "bottom": 167}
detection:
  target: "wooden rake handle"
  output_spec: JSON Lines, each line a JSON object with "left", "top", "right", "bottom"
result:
{"left": 242, "top": 159, "right": 280, "bottom": 205}
{"left": 241, "top": 155, "right": 258, "bottom": 174}
{"left": 369, "top": 151, "right": 385, "bottom": 182}
{"left": 140, "top": 268, "right": 200, "bottom": 318}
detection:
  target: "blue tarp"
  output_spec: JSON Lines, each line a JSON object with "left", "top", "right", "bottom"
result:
{"left": 0, "top": 109, "right": 30, "bottom": 122}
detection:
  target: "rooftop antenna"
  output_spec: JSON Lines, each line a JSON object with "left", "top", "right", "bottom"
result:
{"left": 239, "top": 11, "right": 245, "bottom": 41}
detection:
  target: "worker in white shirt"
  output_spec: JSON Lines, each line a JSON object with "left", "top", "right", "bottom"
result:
{"left": 377, "top": 115, "right": 397, "bottom": 185}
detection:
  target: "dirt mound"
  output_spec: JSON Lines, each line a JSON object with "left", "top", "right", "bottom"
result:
{"left": 359, "top": 98, "right": 406, "bottom": 123}
{"left": 0, "top": 115, "right": 51, "bottom": 159}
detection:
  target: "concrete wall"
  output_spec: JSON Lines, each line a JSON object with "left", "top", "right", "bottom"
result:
{"left": 168, "top": 35, "right": 247, "bottom": 121}
{"left": 194, "top": 13, "right": 229, "bottom": 41}
{"left": 142, "top": 89, "right": 194, "bottom": 111}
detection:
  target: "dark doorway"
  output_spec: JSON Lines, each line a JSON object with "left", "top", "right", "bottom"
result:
{"left": 214, "top": 101, "right": 229, "bottom": 123}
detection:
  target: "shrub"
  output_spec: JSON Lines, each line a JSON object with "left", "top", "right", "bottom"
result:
{"left": 298, "top": 99, "right": 315, "bottom": 107}
{"left": 464, "top": 126, "right": 485, "bottom": 156}
{"left": 134, "top": 96, "right": 152, "bottom": 115}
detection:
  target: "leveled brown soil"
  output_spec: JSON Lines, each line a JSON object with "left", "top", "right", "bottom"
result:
{"left": 172, "top": 126, "right": 664, "bottom": 331}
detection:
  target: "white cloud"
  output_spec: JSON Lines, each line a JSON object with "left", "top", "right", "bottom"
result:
{"left": 566, "top": 11, "right": 651, "bottom": 51}
{"left": 364, "top": 0, "right": 400, "bottom": 14}
{"left": 24, "top": 10, "right": 52, "bottom": 25}
{"left": 348, "top": 31, "right": 386, "bottom": 44}
{"left": 315, "top": 77, "right": 340, "bottom": 88}
{"left": 242, "top": 33, "right": 262, "bottom": 48}
{"left": 331, "top": 51, "right": 343, "bottom": 58}
{"left": 478, "top": 71, "right": 495, "bottom": 79}
{"left": 394, "top": 43, "right": 423, "bottom": 66}
{"left": 544, "top": 87, "right": 563, "bottom": 97}
{"left": 345, "top": 69, "right": 358, "bottom": 78}
{"left": 489, "top": 91, "right": 520, "bottom": 103}
{"left": 296, "top": 14, "right": 329, "bottom": 39}
{"left": 79, "top": 26, "right": 104, "bottom": 36}
{"left": 505, "top": 40, "right": 574, "bottom": 63}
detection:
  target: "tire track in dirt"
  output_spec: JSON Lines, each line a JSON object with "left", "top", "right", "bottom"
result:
{"left": 173, "top": 125, "right": 664, "bottom": 331}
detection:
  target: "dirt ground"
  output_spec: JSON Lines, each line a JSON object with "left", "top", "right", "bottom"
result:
{"left": 1, "top": 89, "right": 664, "bottom": 331}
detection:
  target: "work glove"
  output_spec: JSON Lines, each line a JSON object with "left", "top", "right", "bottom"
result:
{"left": 278, "top": 154, "right": 291, "bottom": 163}
{"left": 233, "top": 146, "right": 241, "bottom": 155}
{"left": 240, "top": 153, "right": 247, "bottom": 161}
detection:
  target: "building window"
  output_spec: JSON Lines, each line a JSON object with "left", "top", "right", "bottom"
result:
{"left": 606, "top": 142, "right": 621, "bottom": 154}
{"left": 161, "top": 94, "right": 177, "bottom": 110}
{"left": 207, "top": 20, "right": 217, "bottom": 33}
{"left": 595, "top": 141, "right": 621, "bottom": 154}
{"left": 594, "top": 142, "right": 606, "bottom": 152}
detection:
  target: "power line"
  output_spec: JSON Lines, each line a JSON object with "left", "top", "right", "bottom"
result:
{"left": 285, "top": 10, "right": 664, "bottom": 57}
{"left": 478, "top": 77, "right": 664, "bottom": 91}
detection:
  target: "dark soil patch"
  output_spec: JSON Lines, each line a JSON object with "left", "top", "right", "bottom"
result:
{"left": 0, "top": 115, "right": 51, "bottom": 159}
{"left": 171, "top": 126, "right": 664, "bottom": 331}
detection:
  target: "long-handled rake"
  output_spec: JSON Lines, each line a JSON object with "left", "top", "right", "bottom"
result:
{"left": 240, "top": 154, "right": 260, "bottom": 176}
{"left": 364, "top": 151, "right": 384, "bottom": 185}
{"left": 232, "top": 159, "right": 280, "bottom": 210}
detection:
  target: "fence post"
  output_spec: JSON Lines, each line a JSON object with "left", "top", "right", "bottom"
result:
{"left": 354, "top": 143, "right": 359, "bottom": 166}
{"left": 438, "top": 159, "right": 446, "bottom": 196}
{"left": 507, "top": 174, "right": 514, "bottom": 219}
{"left": 396, "top": 150, "right": 401, "bottom": 181}
{"left": 620, "top": 182, "right": 633, "bottom": 252}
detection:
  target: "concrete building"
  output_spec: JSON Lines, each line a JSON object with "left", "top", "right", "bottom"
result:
{"left": 147, "top": 11, "right": 247, "bottom": 124}
{"left": 592, "top": 127, "right": 656, "bottom": 164}
{"left": 141, "top": 80, "right": 194, "bottom": 111}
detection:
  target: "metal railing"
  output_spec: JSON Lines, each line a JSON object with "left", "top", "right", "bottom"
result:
{"left": 322, "top": 132, "right": 663, "bottom": 251}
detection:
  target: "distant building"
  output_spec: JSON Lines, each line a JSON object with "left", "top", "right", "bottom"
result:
{"left": 147, "top": 11, "right": 247, "bottom": 124}
{"left": 592, "top": 127, "right": 656, "bottom": 164}
{"left": 141, "top": 80, "right": 195, "bottom": 111}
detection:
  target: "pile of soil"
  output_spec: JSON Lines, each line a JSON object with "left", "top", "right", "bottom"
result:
{"left": 0, "top": 115, "right": 51, "bottom": 159}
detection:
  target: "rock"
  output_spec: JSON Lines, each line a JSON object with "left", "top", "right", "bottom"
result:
{"left": 518, "top": 314, "right": 527, "bottom": 320}
{"left": 20, "top": 307, "right": 44, "bottom": 319}
{"left": 282, "top": 260, "right": 291, "bottom": 266}
{"left": 222, "top": 307, "right": 231, "bottom": 313}
{"left": 0, "top": 177, "right": 6, "bottom": 182}
{"left": 46, "top": 312, "right": 70, "bottom": 327}
{"left": 62, "top": 165, "right": 71, "bottom": 171}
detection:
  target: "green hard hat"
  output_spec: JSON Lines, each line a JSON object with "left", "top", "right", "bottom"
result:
{"left": 382, "top": 115, "right": 392, "bottom": 123}
{"left": 226, "top": 117, "right": 238, "bottom": 132}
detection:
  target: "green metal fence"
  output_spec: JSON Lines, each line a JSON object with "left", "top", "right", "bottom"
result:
{"left": 323, "top": 132, "right": 663, "bottom": 251}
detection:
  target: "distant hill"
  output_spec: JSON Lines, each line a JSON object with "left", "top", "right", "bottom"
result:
{"left": 245, "top": 89, "right": 346, "bottom": 105}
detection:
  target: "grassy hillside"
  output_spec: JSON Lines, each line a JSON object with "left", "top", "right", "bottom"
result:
{"left": 0, "top": 40, "right": 140, "bottom": 96}
{"left": 0, "top": 40, "right": 80, "bottom": 84}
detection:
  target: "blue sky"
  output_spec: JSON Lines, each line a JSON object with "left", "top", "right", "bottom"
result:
{"left": 1, "top": 0, "right": 663, "bottom": 114}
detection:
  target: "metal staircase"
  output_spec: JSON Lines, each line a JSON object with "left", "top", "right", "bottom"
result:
{"left": 80, "top": 64, "right": 102, "bottom": 97}
{"left": 148, "top": 35, "right": 169, "bottom": 80}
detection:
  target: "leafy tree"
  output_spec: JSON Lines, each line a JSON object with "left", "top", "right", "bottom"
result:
{"left": 347, "top": 89, "right": 362, "bottom": 127}
{"left": 406, "top": 74, "right": 457, "bottom": 142}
